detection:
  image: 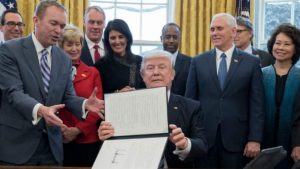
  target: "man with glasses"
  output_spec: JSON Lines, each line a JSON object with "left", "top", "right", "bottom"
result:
{"left": 234, "top": 16, "right": 273, "bottom": 67}
{"left": 0, "top": 9, "right": 24, "bottom": 43}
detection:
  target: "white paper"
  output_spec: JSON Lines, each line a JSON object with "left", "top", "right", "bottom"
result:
{"left": 104, "top": 87, "right": 168, "bottom": 136}
{"left": 92, "top": 137, "right": 168, "bottom": 169}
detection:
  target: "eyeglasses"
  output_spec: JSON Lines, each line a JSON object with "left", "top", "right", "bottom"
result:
{"left": 3, "top": 21, "right": 25, "bottom": 28}
{"left": 237, "top": 29, "right": 248, "bottom": 34}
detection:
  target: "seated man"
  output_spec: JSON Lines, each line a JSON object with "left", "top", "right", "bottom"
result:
{"left": 98, "top": 50, "right": 208, "bottom": 168}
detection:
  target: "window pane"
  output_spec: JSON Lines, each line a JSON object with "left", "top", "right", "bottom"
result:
{"left": 117, "top": 0, "right": 141, "bottom": 2}
{"left": 99, "top": 3, "right": 115, "bottom": 24}
{"left": 91, "top": 0, "right": 114, "bottom": 2}
{"left": 296, "top": 1, "right": 300, "bottom": 27}
{"left": 142, "top": 4, "right": 167, "bottom": 41}
{"left": 132, "top": 45, "right": 141, "bottom": 55}
{"left": 142, "top": 0, "right": 167, "bottom": 4}
{"left": 264, "top": 1, "right": 291, "bottom": 40}
{"left": 115, "top": 4, "right": 141, "bottom": 40}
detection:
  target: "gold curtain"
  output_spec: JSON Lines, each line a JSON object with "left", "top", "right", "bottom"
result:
{"left": 175, "top": 0, "right": 236, "bottom": 57}
{"left": 17, "top": 0, "right": 88, "bottom": 37}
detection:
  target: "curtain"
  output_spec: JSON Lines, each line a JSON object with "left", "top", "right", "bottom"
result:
{"left": 174, "top": 0, "right": 236, "bottom": 57}
{"left": 17, "top": 0, "right": 88, "bottom": 37}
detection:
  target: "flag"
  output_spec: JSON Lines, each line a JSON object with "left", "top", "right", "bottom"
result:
{"left": 236, "top": 0, "right": 250, "bottom": 18}
{"left": 0, "top": 0, "right": 17, "bottom": 12}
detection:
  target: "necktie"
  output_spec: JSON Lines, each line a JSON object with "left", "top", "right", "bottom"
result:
{"left": 40, "top": 49, "right": 51, "bottom": 94}
{"left": 94, "top": 44, "right": 101, "bottom": 63}
{"left": 218, "top": 53, "right": 227, "bottom": 90}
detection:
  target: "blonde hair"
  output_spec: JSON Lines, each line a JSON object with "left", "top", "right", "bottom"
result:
{"left": 58, "top": 24, "right": 84, "bottom": 48}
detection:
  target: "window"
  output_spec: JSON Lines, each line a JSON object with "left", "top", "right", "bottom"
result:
{"left": 89, "top": 0, "right": 175, "bottom": 55}
{"left": 254, "top": 0, "right": 300, "bottom": 50}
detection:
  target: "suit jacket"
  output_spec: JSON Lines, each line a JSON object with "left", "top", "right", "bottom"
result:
{"left": 292, "top": 87, "right": 300, "bottom": 147}
{"left": 252, "top": 47, "right": 274, "bottom": 67}
{"left": 59, "top": 61, "right": 103, "bottom": 144}
{"left": 0, "top": 35, "right": 85, "bottom": 164}
{"left": 165, "top": 94, "right": 207, "bottom": 168}
{"left": 171, "top": 52, "right": 191, "bottom": 96}
{"left": 80, "top": 39, "right": 94, "bottom": 66}
{"left": 185, "top": 48, "right": 264, "bottom": 152}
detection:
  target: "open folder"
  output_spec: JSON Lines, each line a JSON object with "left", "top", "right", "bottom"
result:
{"left": 92, "top": 87, "right": 169, "bottom": 169}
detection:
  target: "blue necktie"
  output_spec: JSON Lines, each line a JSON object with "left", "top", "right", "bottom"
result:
{"left": 40, "top": 49, "right": 51, "bottom": 94}
{"left": 218, "top": 53, "right": 227, "bottom": 90}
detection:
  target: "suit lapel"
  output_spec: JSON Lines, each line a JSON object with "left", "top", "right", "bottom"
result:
{"left": 174, "top": 53, "right": 183, "bottom": 76}
{"left": 48, "top": 47, "right": 64, "bottom": 97}
{"left": 73, "top": 62, "right": 91, "bottom": 83}
{"left": 22, "top": 36, "right": 47, "bottom": 99}
{"left": 168, "top": 94, "right": 180, "bottom": 126}
{"left": 208, "top": 50, "right": 222, "bottom": 91}
{"left": 223, "top": 48, "right": 242, "bottom": 91}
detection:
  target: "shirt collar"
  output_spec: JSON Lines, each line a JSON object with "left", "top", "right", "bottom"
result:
{"left": 216, "top": 44, "right": 235, "bottom": 60}
{"left": 32, "top": 32, "right": 52, "bottom": 54}
{"left": 244, "top": 44, "right": 253, "bottom": 54}
{"left": 85, "top": 35, "right": 104, "bottom": 50}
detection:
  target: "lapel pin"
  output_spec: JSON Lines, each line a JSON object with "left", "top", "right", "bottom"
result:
{"left": 234, "top": 59, "right": 238, "bottom": 63}
{"left": 173, "top": 106, "right": 178, "bottom": 110}
{"left": 81, "top": 73, "right": 87, "bottom": 77}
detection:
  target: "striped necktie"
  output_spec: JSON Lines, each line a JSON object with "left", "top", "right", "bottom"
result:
{"left": 218, "top": 53, "right": 227, "bottom": 90}
{"left": 40, "top": 49, "right": 51, "bottom": 94}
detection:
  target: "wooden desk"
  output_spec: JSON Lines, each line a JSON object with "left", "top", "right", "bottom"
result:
{"left": 0, "top": 166, "right": 90, "bottom": 169}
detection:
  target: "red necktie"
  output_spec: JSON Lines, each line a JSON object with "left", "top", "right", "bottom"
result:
{"left": 93, "top": 44, "right": 101, "bottom": 62}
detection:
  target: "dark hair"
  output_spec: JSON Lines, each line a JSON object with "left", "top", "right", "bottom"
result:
{"left": 161, "top": 22, "right": 181, "bottom": 36}
{"left": 267, "top": 23, "right": 300, "bottom": 64}
{"left": 0, "top": 9, "right": 23, "bottom": 25}
{"left": 103, "top": 19, "right": 133, "bottom": 57}
{"left": 34, "top": 0, "right": 66, "bottom": 19}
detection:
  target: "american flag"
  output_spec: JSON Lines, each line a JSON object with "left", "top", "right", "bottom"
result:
{"left": 236, "top": 0, "right": 250, "bottom": 18}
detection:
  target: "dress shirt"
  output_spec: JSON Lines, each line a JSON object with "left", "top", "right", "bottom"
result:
{"left": 31, "top": 33, "right": 88, "bottom": 125}
{"left": 170, "top": 50, "right": 178, "bottom": 67}
{"left": 243, "top": 44, "right": 253, "bottom": 54}
{"left": 85, "top": 35, "right": 104, "bottom": 63}
{"left": 216, "top": 45, "right": 235, "bottom": 73}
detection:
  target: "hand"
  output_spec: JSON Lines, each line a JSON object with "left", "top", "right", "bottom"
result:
{"left": 85, "top": 87, "right": 105, "bottom": 119}
{"left": 38, "top": 104, "right": 66, "bottom": 127}
{"left": 117, "top": 86, "right": 136, "bottom": 93}
{"left": 62, "top": 127, "right": 81, "bottom": 143}
{"left": 291, "top": 146, "right": 300, "bottom": 162}
{"left": 98, "top": 121, "right": 114, "bottom": 141}
{"left": 243, "top": 141, "right": 261, "bottom": 158}
{"left": 169, "top": 124, "right": 188, "bottom": 150}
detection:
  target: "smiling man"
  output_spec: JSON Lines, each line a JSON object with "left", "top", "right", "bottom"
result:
{"left": 98, "top": 50, "right": 208, "bottom": 168}
{"left": 185, "top": 13, "right": 265, "bottom": 169}
{"left": 0, "top": 9, "right": 24, "bottom": 42}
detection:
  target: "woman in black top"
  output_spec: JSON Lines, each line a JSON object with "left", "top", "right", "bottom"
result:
{"left": 95, "top": 19, "right": 145, "bottom": 93}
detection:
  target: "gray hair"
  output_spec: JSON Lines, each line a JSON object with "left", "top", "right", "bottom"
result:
{"left": 211, "top": 13, "right": 237, "bottom": 28}
{"left": 140, "top": 50, "right": 174, "bottom": 73}
{"left": 84, "top": 5, "right": 106, "bottom": 21}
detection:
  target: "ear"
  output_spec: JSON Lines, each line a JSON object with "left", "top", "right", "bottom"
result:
{"left": 160, "top": 35, "right": 163, "bottom": 42}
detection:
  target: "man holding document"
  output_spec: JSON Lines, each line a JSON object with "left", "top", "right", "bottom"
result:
{"left": 98, "top": 50, "right": 208, "bottom": 168}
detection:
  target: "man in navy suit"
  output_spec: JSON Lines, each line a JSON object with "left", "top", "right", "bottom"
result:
{"left": 234, "top": 16, "right": 273, "bottom": 67}
{"left": 185, "top": 13, "right": 265, "bottom": 168}
{"left": 161, "top": 23, "right": 191, "bottom": 96}
{"left": 98, "top": 50, "right": 208, "bottom": 168}
{"left": 81, "top": 6, "right": 106, "bottom": 66}
{"left": 0, "top": 1, "right": 104, "bottom": 166}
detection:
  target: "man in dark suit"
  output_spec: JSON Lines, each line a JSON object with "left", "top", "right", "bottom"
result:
{"left": 98, "top": 50, "right": 208, "bottom": 168}
{"left": 0, "top": 1, "right": 104, "bottom": 166}
{"left": 0, "top": 9, "right": 24, "bottom": 43}
{"left": 161, "top": 23, "right": 191, "bottom": 96}
{"left": 81, "top": 6, "right": 106, "bottom": 66}
{"left": 234, "top": 16, "right": 273, "bottom": 67}
{"left": 185, "top": 13, "right": 265, "bottom": 168}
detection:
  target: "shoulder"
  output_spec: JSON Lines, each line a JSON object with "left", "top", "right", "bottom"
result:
{"left": 172, "top": 94, "right": 200, "bottom": 109}
{"left": 178, "top": 52, "right": 191, "bottom": 61}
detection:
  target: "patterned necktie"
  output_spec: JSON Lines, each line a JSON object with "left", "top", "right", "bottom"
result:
{"left": 40, "top": 49, "right": 51, "bottom": 94}
{"left": 93, "top": 44, "right": 101, "bottom": 63}
{"left": 218, "top": 53, "right": 227, "bottom": 90}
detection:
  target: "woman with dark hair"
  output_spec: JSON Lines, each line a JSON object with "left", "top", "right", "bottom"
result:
{"left": 262, "top": 23, "right": 300, "bottom": 169}
{"left": 95, "top": 19, "right": 145, "bottom": 93}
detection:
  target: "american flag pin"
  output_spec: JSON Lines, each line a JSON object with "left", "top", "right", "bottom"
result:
{"left": 174, "top": 107, "right": 178, "bottom": 110}
{"left": 234, "top": 59, "right": 238, "bottom": 63}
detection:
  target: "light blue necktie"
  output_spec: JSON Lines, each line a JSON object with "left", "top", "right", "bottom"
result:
{"left": 40, "top": 49, "right": 51, "bottom": 94}
{"left": 218, "top": 53, "right": 227, "bottom": 90}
